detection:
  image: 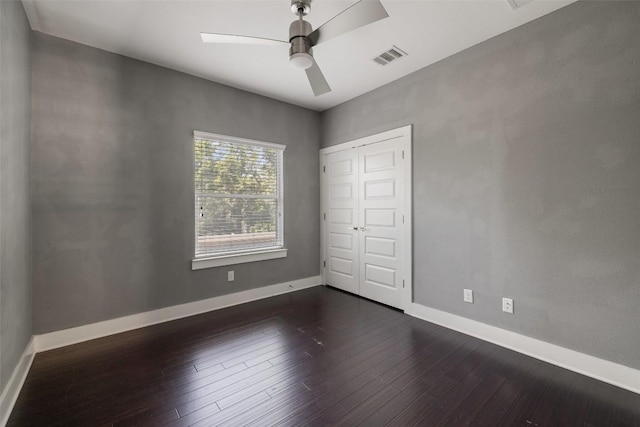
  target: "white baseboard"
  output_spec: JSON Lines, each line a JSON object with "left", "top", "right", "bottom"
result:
{"left": 406, "top": 302, "right": 640, "bottom": 395}
{"left": 0, "top": 337, "right": 35, "bottom": 427}
{"left": 35, "top": 276, "right": 322, "bottom": 353}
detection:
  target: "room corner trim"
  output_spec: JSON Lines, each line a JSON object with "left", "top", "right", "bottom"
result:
{"left": 406, "top": 302, "right": 640, "bottom": 395}
{"left": 20, "top": 1, "right": 43, "bottom": 32}
{"left": 34, "top": 275, "right": 322, "bottom": 353}
{"left": 0, "top": 337, "right": 36, "bottom": 427}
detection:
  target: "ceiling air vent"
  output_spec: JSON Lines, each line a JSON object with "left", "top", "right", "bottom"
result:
{"left": 373, "top": 46, "right": 408, "bottom": 66}
{"left": 507, "top": 0, "right": 533, "bottom": 10}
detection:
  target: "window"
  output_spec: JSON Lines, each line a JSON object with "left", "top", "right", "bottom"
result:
{"left": 192, "top": 131, "right": 285, "bottom": 268}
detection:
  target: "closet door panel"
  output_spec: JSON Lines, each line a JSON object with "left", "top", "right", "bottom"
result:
{"left": 358, "top": 140, "right": 405, "bottom": 309}
{"left": 324, "top": 149, "right": 359, "bottom": 294}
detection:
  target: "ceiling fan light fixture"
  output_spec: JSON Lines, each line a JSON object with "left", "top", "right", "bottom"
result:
{"left": 200, "top": 0, "right": 390, "bottom": 96}
{"left": 290, "top": 52, "right": 314, "bottom": 69}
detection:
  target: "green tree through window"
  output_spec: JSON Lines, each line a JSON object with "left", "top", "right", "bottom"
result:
{"left": 194, "top": 133, "right": 284, "bottom": 256}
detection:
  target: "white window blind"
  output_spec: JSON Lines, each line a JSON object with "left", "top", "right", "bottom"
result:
{"left": 194, "top": 131, "right": 285, "bottom": 258}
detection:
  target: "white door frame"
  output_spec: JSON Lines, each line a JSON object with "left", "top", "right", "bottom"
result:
{"left": 320, "top": 125, "right": 413, "bottom": 309}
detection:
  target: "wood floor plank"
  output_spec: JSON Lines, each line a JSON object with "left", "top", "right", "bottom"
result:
{"left": 466, "top": 349, "right": 536, "bottom": 426}
{"left": 273, "top": 330, "right": 476, "bottom": 426}
{"left": 528, "top": 367, "right": 583, "bottom": 426}
{"left": 249, "top": 336, "right": 416, "bottom": 424}
{"left": 175, "top": 391, "right": 270, "bottom": 427}
{"left": 496, "top": 358, "right": 566, "bottom": 426}
{"left": 304, "top": 325, "right": 457, "bottom": 426}
{"left": 113, "top": 407, "right": 180, "bottom": 427}
{"left": 7, "top": 286, "right": 640, "bottom": 427}
{"left": 386, "top": 345, "right": 501, "bottom": 426}
{"left": 116, "top": 304, "right": 410, "bottom": 427}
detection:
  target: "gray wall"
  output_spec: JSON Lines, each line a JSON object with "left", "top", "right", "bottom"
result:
{"left": 31, "top": 33, "right": 321, "bottom": 334}
{"left": 0, "top": 0, "right": 32, "bottom": 391}
{"left": 322, "top": 1, "right": 640, "bottom": 369}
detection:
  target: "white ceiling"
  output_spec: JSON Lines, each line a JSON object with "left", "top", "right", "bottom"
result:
{"left": 22, "top": 0, "right": 577, "bottom": 111}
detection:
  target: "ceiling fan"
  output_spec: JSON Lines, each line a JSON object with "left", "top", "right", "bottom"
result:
{"left": 201, "top": 0, "right": 389, "bottom": 96}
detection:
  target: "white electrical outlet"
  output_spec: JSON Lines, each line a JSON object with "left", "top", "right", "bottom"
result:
{"left": 228, "top": 271, "right": 234, "bottom": 282}
{"left": 463, "top": 289, "right": 473, "bottom": 304}
{"left": 502, "top": 297, "right": 514, "bottom": 314}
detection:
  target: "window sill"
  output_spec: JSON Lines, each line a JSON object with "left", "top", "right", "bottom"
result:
{"left": 192, "top": 248, "right": 287, "bottom": 270}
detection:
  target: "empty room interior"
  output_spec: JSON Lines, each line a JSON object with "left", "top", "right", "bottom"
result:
{"left": 1, "top": 0, "right": 640, "bottom": 425}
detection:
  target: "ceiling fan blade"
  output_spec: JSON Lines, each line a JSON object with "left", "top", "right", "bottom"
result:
{"left": 307, "top": 0, "right": 389, "bottom": 46}
{"left": 200, "top": 33, "right": 288, "bottom": 46}
{"left": 305, "top": 58, "right": 331, "bottom": 96}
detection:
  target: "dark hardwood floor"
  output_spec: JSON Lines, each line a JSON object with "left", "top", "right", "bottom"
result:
{"left": 8, "top": 286, "right": 640, "bottom": 426}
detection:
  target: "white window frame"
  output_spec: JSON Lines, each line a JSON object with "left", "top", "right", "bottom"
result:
{"left": 191, "top": 130, "right": 286, "bottom": 270}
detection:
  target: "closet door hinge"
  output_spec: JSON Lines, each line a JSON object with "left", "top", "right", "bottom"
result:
{"left": 323, "top": 213, "right": 326, "bottom": 220}
{"left": 323, "top": 260, "right": 326, "bottom": 268}
{"left": 403, "top": 279, "right": 405, "bottom": 288}
{"left": 402, "top": 150, "right": 404, "bottom": 159}
{"left": 323, "top": 165, "right": 326, "bottom": 173}
{"left": 402, "top": 215, "right": 405, "bottom": 224}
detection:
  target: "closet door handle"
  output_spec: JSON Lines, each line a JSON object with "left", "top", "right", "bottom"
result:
{"left": 359, "top": 227, "right": 366, "bottom": 231}
{"left": 351, "top": 227, "right": 358, "bottom": 230}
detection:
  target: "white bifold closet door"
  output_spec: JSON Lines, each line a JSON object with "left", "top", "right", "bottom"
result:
{"left": 323, "top": 131, "right": 409, "bottom": 310}
{"left": 324, "top": 148, "right": 360, "bottom": 295}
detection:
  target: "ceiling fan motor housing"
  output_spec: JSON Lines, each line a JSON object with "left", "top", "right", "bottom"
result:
{"left": 289, "top": 19, "right": 313, "bottom": 68}
{"left": 289, "top": 19, "right": 312, "bottom": 49}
